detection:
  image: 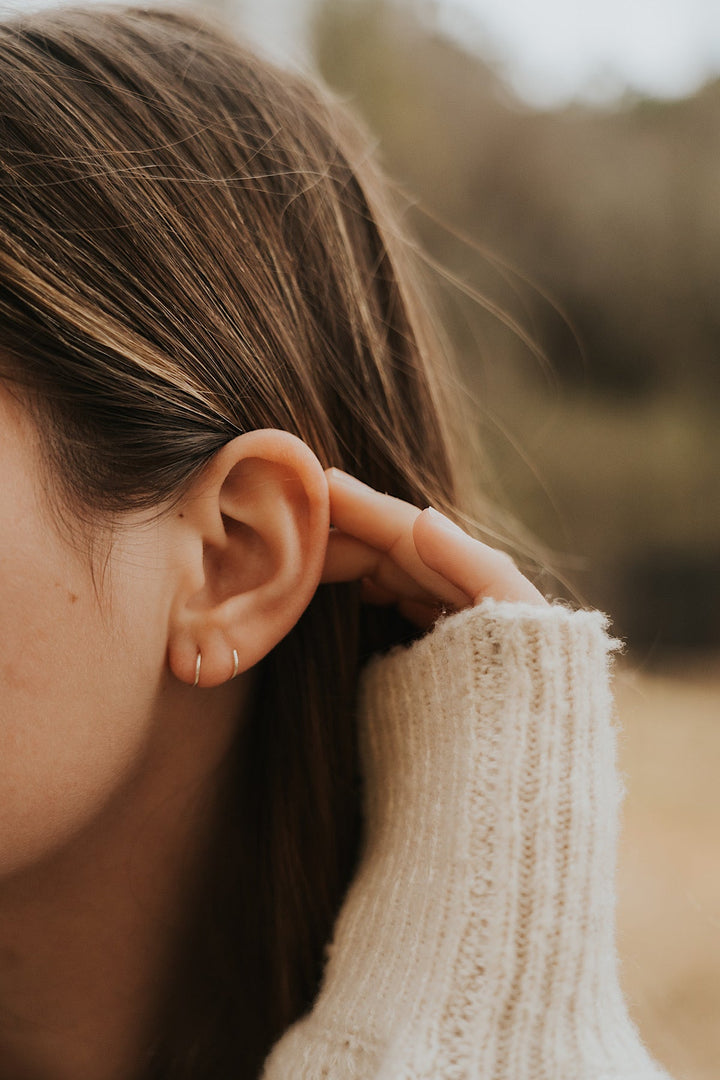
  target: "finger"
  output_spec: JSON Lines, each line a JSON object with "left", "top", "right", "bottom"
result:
{"left": 321, "top": 527, "right": 471, "bottom": 608}
{"left": 333, "top": 571, "right": 448, "bottom": 630}
{"left": 326, "top": 469, "right": 423, "bottom": 550}
{"left": 360, "top": 577, "right": 399, "bottom": 605}
{"left": 412, "top": 508, "right": 549, "bottom": 607}
{"left": 325, "top": 470, "right": 470, "bottom": 606}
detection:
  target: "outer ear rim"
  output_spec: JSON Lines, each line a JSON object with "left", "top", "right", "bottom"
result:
{"left": 166, "top": 429, "right": 331, "bottom": 688}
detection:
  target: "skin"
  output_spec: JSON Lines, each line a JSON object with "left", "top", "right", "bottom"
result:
{"left": 0, "top": 381, "right": 546, "bottom": 1080}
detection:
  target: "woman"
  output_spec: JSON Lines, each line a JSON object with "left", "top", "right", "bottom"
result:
{"left": 0, "top": 4, "right": 674, "bottom": 1079}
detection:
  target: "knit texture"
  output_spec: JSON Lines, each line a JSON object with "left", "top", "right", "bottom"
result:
{"left": 260, "top": 596, "right": 674, "bottom": 1079}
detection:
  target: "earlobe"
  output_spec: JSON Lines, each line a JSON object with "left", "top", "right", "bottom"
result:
{"left": 189, "top": 646, "right": 239, "bottom": 689}
{"left": 166, "top": 429, "right": 330, "bottom": 688}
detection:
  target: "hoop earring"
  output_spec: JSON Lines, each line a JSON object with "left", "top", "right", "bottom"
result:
{"left": 192, "top": 649, "right": 202, "bottom": 688}
{"left": 231, "top": 648, "right": 239, "bottom": 680}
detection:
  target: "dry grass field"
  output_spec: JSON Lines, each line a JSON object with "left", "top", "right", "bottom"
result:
{"left": 614, "top": 650, "right": 720, "bottom": 1080}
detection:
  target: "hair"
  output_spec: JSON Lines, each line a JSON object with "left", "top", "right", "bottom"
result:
{"left": 0, "top": 4, "right": 569, "bottom": 1076}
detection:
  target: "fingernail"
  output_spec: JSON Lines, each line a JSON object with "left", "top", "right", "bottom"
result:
{"left": 425, "top": 506, "right": 464, "bottom": 533}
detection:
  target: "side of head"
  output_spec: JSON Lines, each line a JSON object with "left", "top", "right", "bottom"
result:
{"left": 0, "top": 4, "right": 546, "bottom": 1074}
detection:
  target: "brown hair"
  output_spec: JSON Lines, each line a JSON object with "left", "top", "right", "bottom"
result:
{"left": 0, "top": 4, "right": 564, "bottom": 1075}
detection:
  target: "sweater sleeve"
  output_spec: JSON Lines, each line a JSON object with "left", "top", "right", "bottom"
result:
{"left": 260, "top": 596, "right": 675, "bottom": 1080}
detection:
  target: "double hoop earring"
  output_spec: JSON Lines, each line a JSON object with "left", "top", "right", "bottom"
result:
{"left": 192, "top": 647, "right": 240, "bottom": 688}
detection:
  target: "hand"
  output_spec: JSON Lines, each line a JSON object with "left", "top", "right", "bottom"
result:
{"left": 320, "top": 467, "right": 549, "bottom": 629}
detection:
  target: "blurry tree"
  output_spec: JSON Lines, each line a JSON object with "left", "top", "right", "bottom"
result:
{"left": 311, "top": 0, "right": 720, "bottom": 400}
{"left": 309, "top": 0, "right": 720, "bottom": 655}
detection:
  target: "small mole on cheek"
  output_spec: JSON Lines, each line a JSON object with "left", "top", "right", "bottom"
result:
{"left": 68, "top": 592, "right": 79, "bottom": 603}
{"left": 178, "top": 513, "right": 184, "bottom": 519}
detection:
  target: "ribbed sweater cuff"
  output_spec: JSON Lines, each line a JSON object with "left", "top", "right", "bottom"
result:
{"left": 355, "top": 598, "right": 627, "bottom": 1043}
{"left": 261, "top": 598, "right": 672, "bottom": 1080}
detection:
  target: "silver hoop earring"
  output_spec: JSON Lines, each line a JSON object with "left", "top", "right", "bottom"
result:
{"left": 230, "top": 648, "right": 239, "bottom": 680}
{"left": 192, "top": 649, "right": 202, "bottom": 688}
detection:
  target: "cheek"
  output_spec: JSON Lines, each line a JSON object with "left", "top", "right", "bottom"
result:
{"left": 0, "top": 540, "right": 165, "bottom": 878}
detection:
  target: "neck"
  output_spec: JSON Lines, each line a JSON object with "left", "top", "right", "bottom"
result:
{"left": 0, "top": 672, "right": 253, "bottom": 1080}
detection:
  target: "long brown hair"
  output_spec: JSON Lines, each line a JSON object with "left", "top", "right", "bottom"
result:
{"left": 0, "top": 4, "right": 564, "bottom": 1075}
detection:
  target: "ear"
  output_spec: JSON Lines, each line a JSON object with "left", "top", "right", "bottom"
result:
{"left": 166, "top": 429, "right": 330, "bottom": 688}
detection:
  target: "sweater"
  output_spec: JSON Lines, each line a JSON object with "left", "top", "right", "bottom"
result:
{"left": 260, "top": 595, "right": 675, "bottom": 1079}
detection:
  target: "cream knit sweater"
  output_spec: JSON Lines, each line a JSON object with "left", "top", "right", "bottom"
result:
{"left": 261, "top": 596, "right": 675, "bottom": 1079}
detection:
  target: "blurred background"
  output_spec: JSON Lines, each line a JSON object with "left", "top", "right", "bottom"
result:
{"left": 5, "top": 0, "right": 720, "bottom": 1075}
